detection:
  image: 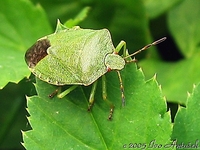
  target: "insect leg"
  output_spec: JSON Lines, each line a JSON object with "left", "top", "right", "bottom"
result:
{"left": 102, "top": 75, "right": 114, "bottom": 120}
{"left": 114, "top": 40, "right": 127, "bottom": 57}
{"left": 57, "top": 85, "right": 78, "bottom": 98}
{"left": 116, "top": 71, "right": 125, "bottom": 107}
{"left": 124, "top": 57, "right": 137, "bottom": 63}
{"left": 49, "top": 87, "right": 61, "bottom": 98}
{"left": 88, "top": 81, "right": 98, "bottom": 111}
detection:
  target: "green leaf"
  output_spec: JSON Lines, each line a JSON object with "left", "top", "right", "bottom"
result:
{"left": 140, "top": 0, "right": 200, "bottom": 105}
{"left": 23, "top": 63, "right": 172, "bottom": 149}
{"left": 144, "top": 0, "right": 181, "bottom": 19}
{"left": 109, "top": 0, "right": 150, "bottom": 54}
{"left": 140, "top": 55, "right": 200, "bottom": 105}
{"left": 0, "top": 79, "right": 34, "bottom": 149}
{"left": 64, "top": 6, "right": 91, "bottom": 28}
{"left": 172, "top": 83, "right": 200, "bottom": 149}
{"left": 168, "top": 0, "right": 200, "bottom": 58}
{"left": 30, "top": 0, "right": 84, "bottom": 27}
{"left": 0, "top": 0, "right": 52, "bottom": 89}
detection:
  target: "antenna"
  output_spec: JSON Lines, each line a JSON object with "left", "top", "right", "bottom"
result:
{"left": 124, "top": 37, "right": 166, "bottom": 59}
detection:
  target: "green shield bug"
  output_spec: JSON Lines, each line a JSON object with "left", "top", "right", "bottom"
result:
{"left": 25, "top": 20, "right": 166, "bottom": 120}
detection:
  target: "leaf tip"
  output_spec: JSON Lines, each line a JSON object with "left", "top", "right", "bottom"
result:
{"left": 193, "top": 83, "right": 196, "bottom": 89}
{"left": 20, "top": 141, "right": 25, "bottom": 148}
{"left": 187, "top": 91, "right": 191, "bottom": 98}
{"left": 138, "top": 67, "right": 145, "bottom": 78}
{"left": 152, "top": 73, "right": 157, "bottom": 81}
{"left": 138, "top": 67, "right": 143, "bottom": 72}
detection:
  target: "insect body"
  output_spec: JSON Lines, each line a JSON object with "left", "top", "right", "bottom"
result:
{"left": 26, "top": 26, "right": 124, "bottom": 86}
{"left": 25, "top": 20, "right": 166, "bottom": 120}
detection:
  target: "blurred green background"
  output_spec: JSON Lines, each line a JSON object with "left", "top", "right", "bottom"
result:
{"left": 1, "top": 0, "right": 200, "bottom": 149}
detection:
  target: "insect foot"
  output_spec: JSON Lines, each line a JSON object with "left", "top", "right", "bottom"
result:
{"left": 108, "top": 105, "right": 115, "bottom": 120}
{"left": 48, "top": 89, "right": 59, "bottom": 98}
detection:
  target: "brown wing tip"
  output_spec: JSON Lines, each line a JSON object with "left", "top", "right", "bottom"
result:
{"left": 25, "top": 39, "right": 50, "bottom": 68}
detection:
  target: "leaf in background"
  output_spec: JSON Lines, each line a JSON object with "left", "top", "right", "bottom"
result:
{"left": 23, "top": 63, "right": 172, "bottom": 149}
{"left": 64, "top": 6, "right": 90, "bottom": 28}
{"left": 0, "top": 0, "right": 52, "bottom": 89}
{"left": 30, "top": 0, "right": 87, "bottom": 27}
{"left": 0, "top": 79, "right": 34, "bottom": 149}
{"left": 172, "top": 83, "right": 200, "bottom": 148}
{"left": 109, "top": 0, "right": 149, "bottom": 54}
{"left": 144, "top": 0, "right": 181, "bottom": 19}
{"left": 168, "top": 0, "right": 200, "bottom": 58}
{"left": 140, "top": 0, "right": 200, "bottom": 105}
{"left": 140, "top": 55, "right": 200, "bottom": 105}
